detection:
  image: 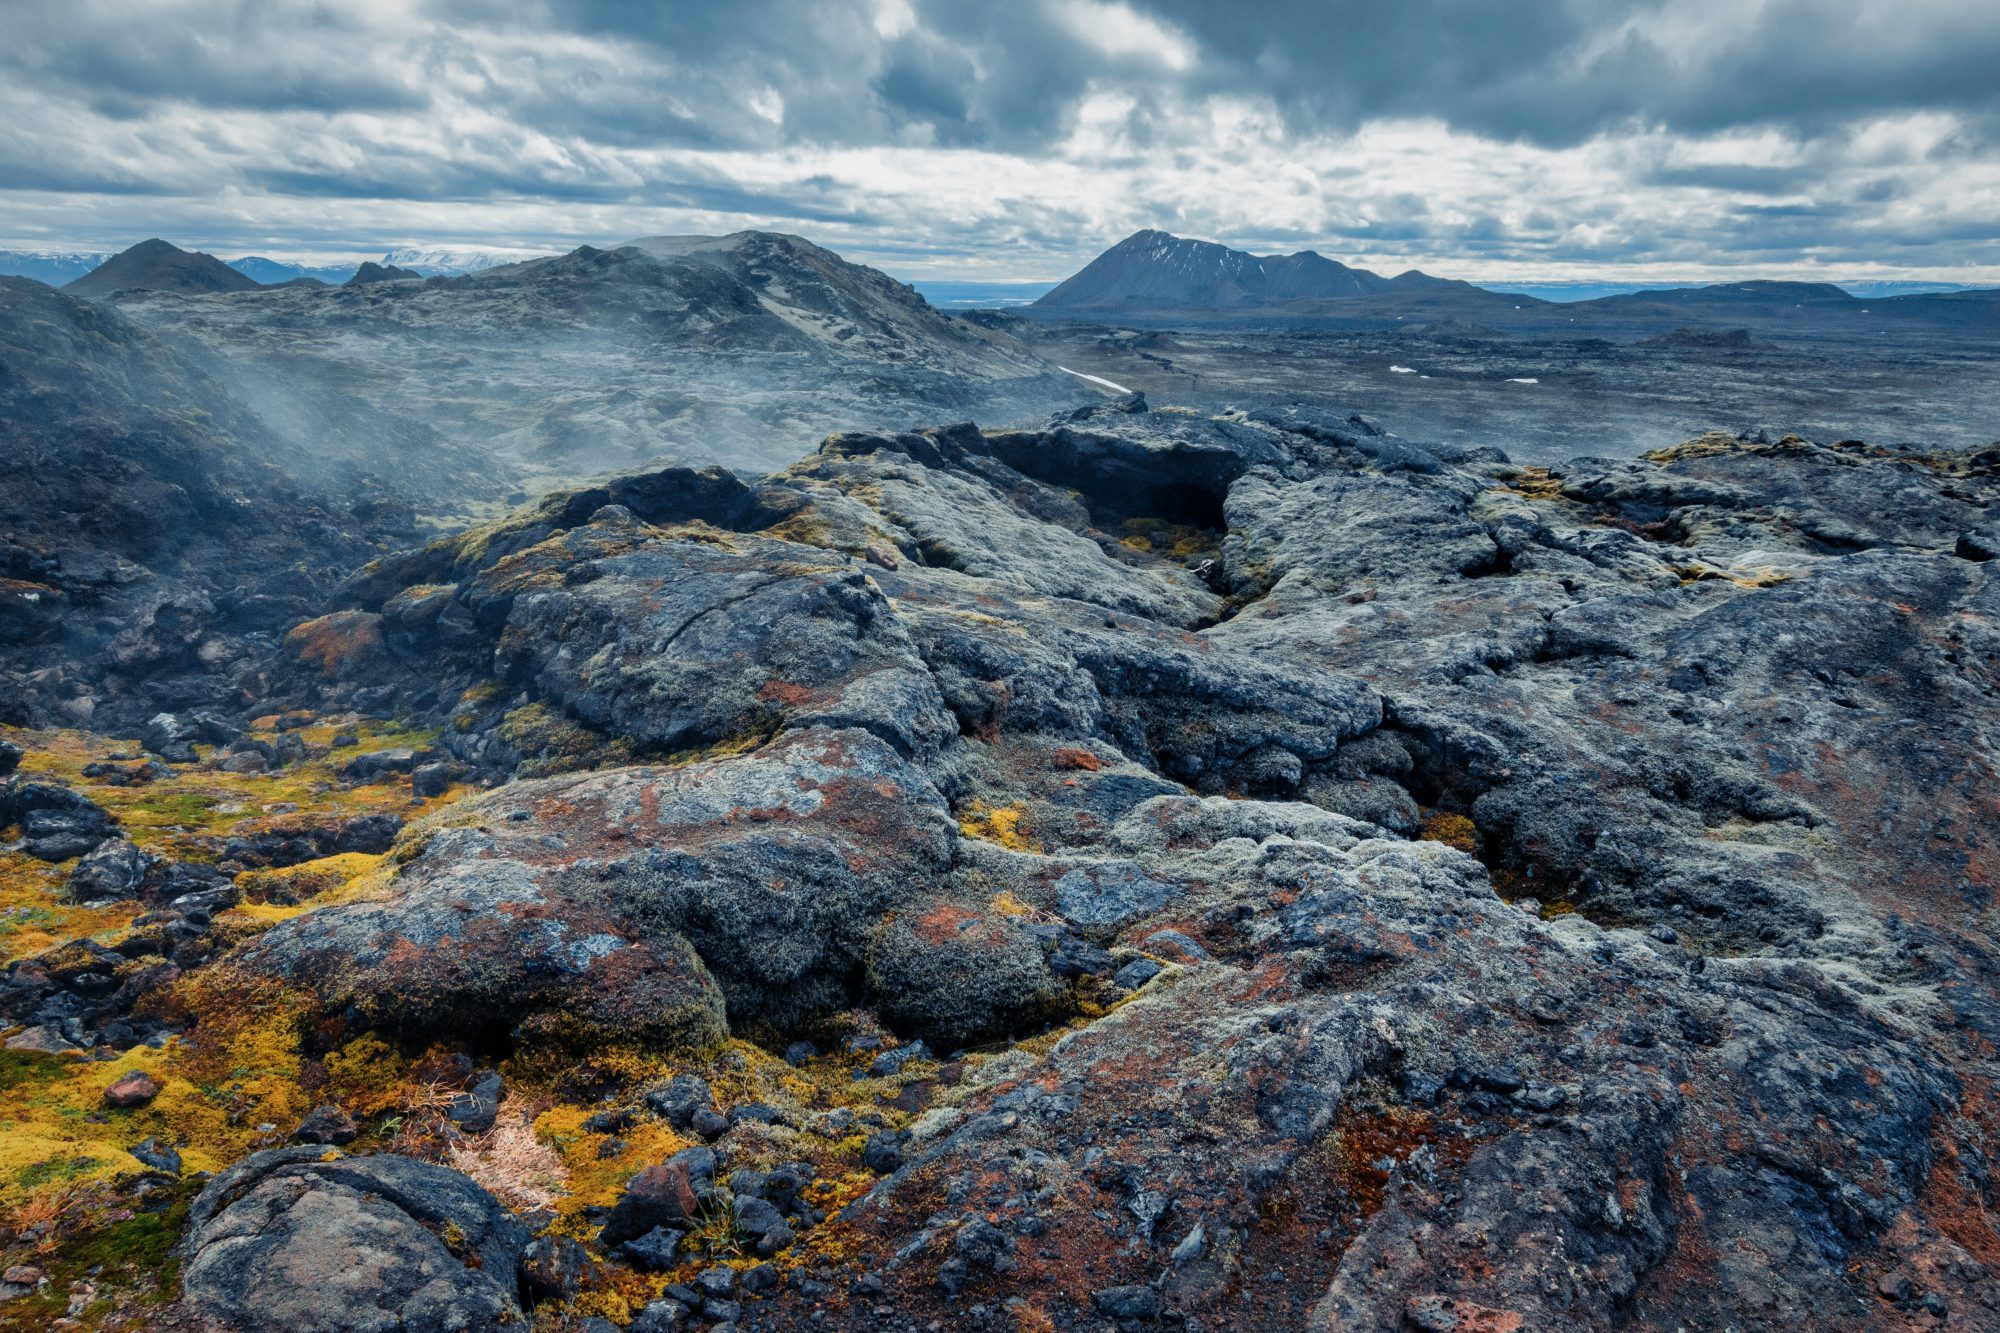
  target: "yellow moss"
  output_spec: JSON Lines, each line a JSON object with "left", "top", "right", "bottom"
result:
{"left": 0, "top": 856, "right": 139, "bottom": 965}
{"left": 1643, "top": 431, "right": 1744, "bottom": 464}
{"left": 1, "top": 720, "right": 452, "bottom": 867}
{"left": 323, "top": 1035, "right": 409, "bottom": 1116}
{"left": 958, "top": 801, "right": 1039, "bottom": 853}
{"left": 0, "top": 977, "right": 310, "bottom": 1207}
{"left": 1503, "top": 466, "right": 1567, "bottom": 501}
{"left": 533, "top": 1101, "right": 695, "bottom": 1229}
{"left": 1114, "top": 516, "right": 1216, "bottom": 562}
{"left": 1415, "top": 810, "right": 1481, "bottom": 856}
{"left": 1669, "top": 562, "right": 1791, "bottom": 589}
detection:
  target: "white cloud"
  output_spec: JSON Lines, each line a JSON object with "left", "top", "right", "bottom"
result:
{"left": 1055, "top": 0, "right": 1196, "bottom": 71}
{"left": 2, "top": 0, "right": 1998, "bottom": 283}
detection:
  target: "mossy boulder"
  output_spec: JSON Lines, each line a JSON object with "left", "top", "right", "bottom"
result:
{"left": 177, "top": 1147, "right": 527, "bottom": 1333}
{"left": 867, "top": 898, "right": 1065, "bottom": 1050}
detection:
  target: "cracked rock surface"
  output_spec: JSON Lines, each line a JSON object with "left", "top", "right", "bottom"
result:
{"left": 148, "top": 402, "right": 2000, "bottom": 1329}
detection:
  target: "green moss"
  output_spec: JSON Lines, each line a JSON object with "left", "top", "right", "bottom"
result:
{"left": 499, "top": 702, "right": 635, "bottom": 777}
{"left": 0, "top": 1050, "right": 71, "bottom": 1095}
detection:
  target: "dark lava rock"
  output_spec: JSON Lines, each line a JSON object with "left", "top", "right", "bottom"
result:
{"left": 628, "top": 1300, "right": 692, "bottom": 1333}
{"left": 3, "top": 779, "right": 117, "bottom": 861}
{"left": 0, "top": 739, "right": 20, "bottom": 775}
{"left": 128, "top": 1137, "right": 182, "bottom": 1173}
{"left": 411, "top": 761, "right": 455, "bottom": 797}
{"left": 518, "top": 1234, "right": 596, "bottom": 1302}
{"left": 862, "top": 1130, "right": 904, "bottom": 1175}
{"left": 599, "top": 1159, "right": 704, "bottom": 1248}
{"left": 621, "top": 1226, "right": 686, "bottom": 1271}
{"left": 140, "top": 712, "right": 200, "bottom": 763}
{"left": 153, "top": 409, "right": 2000, "bottom": 1332}
{"left": 643, "top": 1072, "right": 715, "bottom": 1129}
{"left": 628, "top": 1298, "right": 693, "bottom": 1332}
{"left": 66, "top": 838, "right": 159, "bottom": 901}
{"left": 443, "top": 1070, "right": 503, "bottom": 1133}
{"left": 176, "top": 1147, "right": 527, "bottom": 1332}
{"left": 291, "top": 1103, "right": 359, "bottom": 1146}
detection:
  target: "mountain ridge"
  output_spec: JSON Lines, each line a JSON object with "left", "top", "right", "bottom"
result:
{"left": 1035, "top": 228, "right": 1467, "bottom": 312}
{"left": 1028, "top": 228, "right": 2000, "bottom": 334}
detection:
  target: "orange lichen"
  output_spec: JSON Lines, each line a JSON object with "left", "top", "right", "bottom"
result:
{"left": 283, "top": 610, "right": 385, "bottom": 678}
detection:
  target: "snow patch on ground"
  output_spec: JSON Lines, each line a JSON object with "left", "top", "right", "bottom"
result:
{"left": 1058, "top": 366, "right": 1133, "bottom": 394}
{"left": 1507, "top": 377, "right": 1540, "bottom": 384}
{"left": 1389, "top": 365, "right": 1417, "bottom": 374}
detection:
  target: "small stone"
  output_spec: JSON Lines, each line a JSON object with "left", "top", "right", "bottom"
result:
{"left": 292, "top": 1103, "right": 359, "bottom": 1146}
{"left": 444, "top": 1070, "right": 503, "bottom": 1133}
{"left": 129, "top": 1138, "right": 182, "bottom": 1173}
{"left": 740, "top": 1263, "right": 780, "bottom": 1296}
{"left": 629, "top": 1299, "right": 692, "bottom": 1333}
{"left": 783, "top": 1040, "right": 817, "bottom": 1065}
{"left": 643, "top": 1073, "right": 714, "bottom": 1129}
{"left": 519, "top": 1235, "right": 596, "bottom": 1301}
{"left": 1112, "top": 958, "right": 1164, "bottom": 991}
{"left": 1091, "top": 1285, "right": 1159, "bottom": 1320}
{"left": 622, "top": 1227, "right": 686, "bottom": 1272}
{"left": 628, "top": 1298, "right": 691, "bottom": 1333}
{"left": 5, "top": 1026, "right": 77, "bottom": 1054}
{"left": 411, "top": 762, "right": 455, "bottom": 798}
{"left": 104, "top": 1071, "right": 160, "bottom": 1108}
{"left": 600, "top": 1160, "right": 703, "bottom": 1247}
{"left": 694, "top": 1266, "right": 739, "bottom": 1300}
{"left": 691, "top": 1107, "right": 729, "bottom": 1140}
{"left": 1876, "top": 1272, "right": 1915, "bottom": 1302}
{"left": 867, "top": 1040, "right": 929, "bottom": 1077}
{"left": 863, "top": 1130, "right": 904, "bottom": 1174}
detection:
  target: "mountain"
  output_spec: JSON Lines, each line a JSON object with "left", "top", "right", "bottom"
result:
{"left": 0, "top": 250, "right": 114, "bottom": 286}
{"left": 1027, "top": 232, "right": 2000, "bottom": 337}
{"left": 346, "top": 260, "right": 423, "bottom": 285}
{"left": 1034, "top": 229, "right": 1463, "bottom": 312}
{"left": 63, "top": 238, "right": 261, "bottom": 297}
{"left": 229, "top": 255, "right": 359, "bottom": 285}
{"left": 381, "top": 245, "right": 550, "bottom": 275}
{"left": 96, "top": 231, "right": 1077, "bottom": 478}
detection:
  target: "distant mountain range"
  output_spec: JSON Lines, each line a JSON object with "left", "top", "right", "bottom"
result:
{"left": 0, "top": 243, "right": 549, "bottom": 291}
{"left": 1027, "top": 229, "right": 2000, "bottom": 336}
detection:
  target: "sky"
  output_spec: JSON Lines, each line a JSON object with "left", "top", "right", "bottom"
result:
{"left": 3, "top": 0, "right": 1999, "bottom": 284}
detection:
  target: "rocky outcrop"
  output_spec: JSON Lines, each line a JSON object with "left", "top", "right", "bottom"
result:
{"left": 176, "top": 1148, "right": 528, "bottom": 1333}
{"left": 144, "top": 403, "right": 2000, "bottom": 1329}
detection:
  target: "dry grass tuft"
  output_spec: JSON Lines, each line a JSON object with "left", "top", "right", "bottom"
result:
{"left": 446, "top": 1109, "right": 568, "bottom": 1211}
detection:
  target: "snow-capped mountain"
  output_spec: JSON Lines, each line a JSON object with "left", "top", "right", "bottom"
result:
{"left": 379, "top": 246, "right": 552, "bottom": 276}
{"left": 0, "top": 250, "right": 115, "bottom": 286}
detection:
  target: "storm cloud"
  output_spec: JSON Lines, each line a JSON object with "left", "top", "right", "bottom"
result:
{"left": 2, "top": 0, "right": 1996, "bottom": 280}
